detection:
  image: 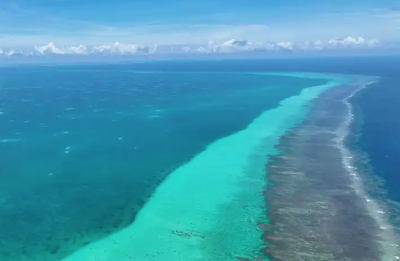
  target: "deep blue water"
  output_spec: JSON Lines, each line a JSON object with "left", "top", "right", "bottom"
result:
{"left": 351, "top": 77, "right": 400, "bottom": 203}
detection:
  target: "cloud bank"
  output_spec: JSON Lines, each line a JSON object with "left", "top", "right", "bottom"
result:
{"left": 0, "top": 36, "right": 385, "bottom": 57}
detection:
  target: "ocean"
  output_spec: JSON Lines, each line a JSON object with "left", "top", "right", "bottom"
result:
{"left": 350, "top": 77, "right": 400, "bottom": 203}
{"left": 0, "top": 57, "right": 399, "bottom": 261}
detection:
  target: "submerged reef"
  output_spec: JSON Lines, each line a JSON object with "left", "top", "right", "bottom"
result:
{"left": 262, "top": 77, "right": 399, "bottom": 261}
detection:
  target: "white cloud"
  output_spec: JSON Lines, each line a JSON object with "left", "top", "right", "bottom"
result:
{"left": 327, "top": 36, "right": 379, "bottom": 48}
{"left": 1, "top": 50, "right": 26, "bottom": 57}
{"left": 35, "top": 42, "right": 64, "bottom": 54}
{"left": 188, "top": 39, "right": 296, "bottom": 53}
{"left": 295, "top": 37, "right": 380, "bottom": 51}
{"left": 276, "top": 41, "right": 293, "bottom": 50}
{"left": 29, "top": 42, "right": 157, "bottom": 56}
{"left": 188, "top": 36, "right": 383, "bottom": 53}
{"left": 213, "top": 39, "right": 252, "bottom": 52}
{"left": 0, "top": 36, "right": 388, "bottom": 57}
{"left": 65, "top": 45, "right": 88, "bottom": 54}
{"left": 91, "top": 42, "right": 150, "bottom": 54}
{"left": 34, "top": 42, "right": 89, "bottom": 55}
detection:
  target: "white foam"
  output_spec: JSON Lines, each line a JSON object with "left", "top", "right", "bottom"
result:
{"left": 0, "top": 138, "right": 21, "bottom": 143}
{"left": 64, "top": 146, "right": 71, "bottom": 154}
{"left": 335, "top": 78, "right": 400, "bottom": 260}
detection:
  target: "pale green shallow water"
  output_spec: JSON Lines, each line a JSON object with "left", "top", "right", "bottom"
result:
{"left": 56, "top": 73, "right": 350, "bottom": 261}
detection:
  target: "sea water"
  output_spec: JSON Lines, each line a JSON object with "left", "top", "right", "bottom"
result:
{"left": 1, "top": 58, "right": 399, "bottom": 261}
{"left": 0, "top": 66, "right": 329, "bottom": 261}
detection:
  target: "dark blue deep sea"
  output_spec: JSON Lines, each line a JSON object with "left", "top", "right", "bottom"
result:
{"left": 0, "top": 56, "right": 399, "bottom": 260}
{"left": 351, "top": 77, "right": 400, "bottom": 203}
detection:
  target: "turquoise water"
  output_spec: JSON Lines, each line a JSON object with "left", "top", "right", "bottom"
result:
{"left": 0, "top": 67, "right": 343, "bottom": 261}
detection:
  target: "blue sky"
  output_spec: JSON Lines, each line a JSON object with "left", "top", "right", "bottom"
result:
{"left": 1, "top": 0, "right": 400, "bottom": 48}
